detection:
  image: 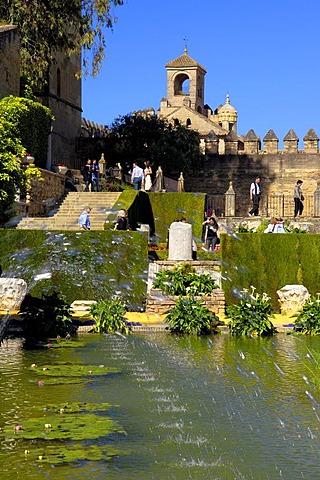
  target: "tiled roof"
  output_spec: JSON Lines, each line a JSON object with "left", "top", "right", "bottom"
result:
{"left": 166, "top": 53, "right": 206, "bottom": 72}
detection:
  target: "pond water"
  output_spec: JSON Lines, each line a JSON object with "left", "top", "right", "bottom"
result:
{"left": 1, "top": 332, "right": 320, "bottom": 479}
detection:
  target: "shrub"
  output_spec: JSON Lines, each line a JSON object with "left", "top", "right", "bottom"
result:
{"left": 226, "top": 286, "right": 276, "bottom": 336}
{"left": 20, "top": 291, "right": 76, "bottom": 341}
{"left": 0, "top": 96, "right": 53, "bottom": 168}
{"left": 89, "top": 298, "right": 131, "bottom": 334}
{"left": 153, "top": 263, "right": 218, "bottom": 296}
{"left": 165, "top": 297, "right": 220, "bottom": 335}
{"left": 293, "top": 295, "right": 320, "bottom": 334}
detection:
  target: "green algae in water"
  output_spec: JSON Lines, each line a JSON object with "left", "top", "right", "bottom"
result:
{"left": 42, "top": 401, "right": 114, "bottom": 414}
{"left": 45, "top": 339, "right": 86, "bottom": 348}
{"left": 2, "top": 413, "right": 123, "bottom": 441}
{"left": 25, "top": 444, "right": 120, "bottom": 464}
{"left": 30, "top": 363, "right": 119, "bottom": 377}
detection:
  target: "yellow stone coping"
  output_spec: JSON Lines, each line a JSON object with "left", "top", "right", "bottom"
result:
{"left": 0, "top": 311, "right": 295, "bottom": 328}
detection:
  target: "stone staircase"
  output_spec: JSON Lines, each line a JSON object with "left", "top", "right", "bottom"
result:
{"left": 16, "top": 192, "right": 122, "bottom": 230}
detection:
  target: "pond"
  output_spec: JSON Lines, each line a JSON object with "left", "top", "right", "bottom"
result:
{"left": 1, "top": 332, "right": 320, "bottom": 479}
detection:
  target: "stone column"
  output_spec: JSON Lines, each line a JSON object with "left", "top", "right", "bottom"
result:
{"left": 168, "top": 222, "right": 192, "bottom": 261}
{"left": 225, "top": 181, "right": 235, "bottom": 217}
{"left": 313, "top": 184, "right": 320, "bottom": 217}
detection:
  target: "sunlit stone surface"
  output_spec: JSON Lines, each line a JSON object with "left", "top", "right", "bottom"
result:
{"left": 0, "top": 278, "right": 27, "bottom": 311}
{"left": 277, "top": 284, "right": 309, "bottom": 315}
{"left": 168, "top": 222, "right": 192, "bottom": 261}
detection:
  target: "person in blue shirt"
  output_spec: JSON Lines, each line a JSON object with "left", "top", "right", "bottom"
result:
{"left": 91, "top": 159, "right": 100, "bottom": 192}
{"left": 78, "top": 207, "right": 91, "bottom": 230}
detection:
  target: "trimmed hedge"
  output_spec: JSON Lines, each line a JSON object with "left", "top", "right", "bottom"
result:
{"left": 0, "top": 230, "right": 148, "bottom": 309}
{"left": 221, "top": 233, "right": 320, "bottom": 311}
{"left": 105, "top": 190, "right": 155, "bottom": 235}
{"left": 148, "top": 192, "right": 206, "bottom": 243}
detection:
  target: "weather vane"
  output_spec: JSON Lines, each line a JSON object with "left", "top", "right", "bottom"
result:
{"left": 183, "top": 36, "right": 188, "bottom": 54}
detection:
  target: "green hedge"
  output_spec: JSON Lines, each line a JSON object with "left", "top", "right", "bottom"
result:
{"left": 148, "top": 192, "right": 206, "bottom": 243}
{"left": 105, "top": 191, "right": 155, "bottom": 234}
{"left": 0, "top": 96, "right": 53, "bottom": 168}
{"left": 0, "top": 230, "right": 148, "bottom": 309}
{"left": 221, "top": 233, "right": 320, "bottom": 311}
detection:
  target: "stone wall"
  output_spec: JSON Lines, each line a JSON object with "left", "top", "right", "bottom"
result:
{"left": 186, "top": 153, "right": 320, "bottom": 198}
{"left": 146, "top": 289, "right": 225, "bottom": 316}
{"left": 0, "top": 26, "right": 20, "bottom": 99}
{"left": 18, "top": 169, "right": 65, "bottom": 217}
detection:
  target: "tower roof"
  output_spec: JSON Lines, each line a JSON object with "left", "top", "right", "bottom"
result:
{"left": 166, "top": 48, "right": 206, "bottom": 72}
{"left": 218, "top": 94, "right": 237, "bottom": 113}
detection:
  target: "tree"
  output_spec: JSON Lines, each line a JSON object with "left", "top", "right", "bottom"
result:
{"left": 0, "top": 118, "right": 25, "bottom": 225}
{"left": 107, "top": 114, "right": 203, "bottom": 174}
{"left": 0, "top": 0, "right": 124, "bottom": 86}
{"left": 0, "top": 97, "right": 53, "bottom": 168}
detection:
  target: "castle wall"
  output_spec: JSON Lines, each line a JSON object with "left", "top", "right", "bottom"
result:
{"left": 36, "top": 52, "right": 82, "bottom": 168}
{"left": 186, "top": 153, "right": 320, "bottom": 198}
{"left": 0, "top": 26, "right": 20, "bottom": 99}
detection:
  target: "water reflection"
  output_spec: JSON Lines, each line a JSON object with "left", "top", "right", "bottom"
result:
{"left": 1, "top": 334, "right": 320, "bottom": 479}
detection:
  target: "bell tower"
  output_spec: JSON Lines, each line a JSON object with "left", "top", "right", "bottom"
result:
{"left": 165, "top": 47, "right": 206, "bottom": 114}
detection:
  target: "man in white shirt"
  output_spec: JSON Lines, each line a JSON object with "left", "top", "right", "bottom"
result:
{"left": 131, "top": 162, "right": 144, "bottom": 190}
{"left": 249, "top": 176, "right": 261, "bottom": 216}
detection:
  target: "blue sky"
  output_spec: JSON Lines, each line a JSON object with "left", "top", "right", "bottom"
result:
{"left": 82, "top": 0, "right": 320, "bottom": 147}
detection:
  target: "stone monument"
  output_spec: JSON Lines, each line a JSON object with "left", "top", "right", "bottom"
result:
{"left": 277, "top": 284, "right": 309, "bottom": 316}
{"left": 0, "top": 278, "right": 28, "bottom": 312}
{"left": 168, "top": 221, "right": 192, "bottom": 261}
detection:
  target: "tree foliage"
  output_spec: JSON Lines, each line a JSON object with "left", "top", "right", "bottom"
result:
{"left": 0, "top": 117, "right": 24, "bottom": 224}
{"left": 0, "top": 96, "right": 53, "bottom": 168}
{"left": 0, "top": 0, "right": 124, "bottom": 85}
{"left": 106, "top": 114, "right": 203, "bottom": 174}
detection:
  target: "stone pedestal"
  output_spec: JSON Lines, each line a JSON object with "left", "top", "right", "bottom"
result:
{"left": 277, "top": 284, "right": 309, "bottom": 316}
{"left": 0, "top": 278, "right": 28, "bottom": 312}
{"left": 168, "top": 222, "right": 192, "bottom": 261}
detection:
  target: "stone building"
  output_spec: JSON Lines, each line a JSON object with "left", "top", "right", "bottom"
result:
{"left": 0, "top": 25, "right": 81, "bottom": 168}
{"left": 158, "top": 47, "right": 242, "bottom": 154}
{"left": 0, "top": 26, "right": 20, "bottom": 99}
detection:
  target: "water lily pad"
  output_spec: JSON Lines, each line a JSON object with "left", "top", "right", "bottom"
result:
{"left": 2, "top": 413, "right": 123, "bottom": 440}
{"left": 42, "top": 401, "right": 114, "bottom": 414}
{"left": 25, "top": 444, "right": 120, "bottom": 464}
{"left": 30, "top": 363, "right": 118, "bottom": 377}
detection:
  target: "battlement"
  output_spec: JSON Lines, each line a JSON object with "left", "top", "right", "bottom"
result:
{"left": 205, "top": 128, "right": 320, "bottom": 155}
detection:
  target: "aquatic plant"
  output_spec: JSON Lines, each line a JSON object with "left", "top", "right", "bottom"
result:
{"left": 293, "top": 295, "right": 320, "bottom": 334}
{"left": 89, "top": 298, "right": 131, "bottom": 334}
{"left": 30, "top": 363, "right": 118, "bottom": 377}
{"left": 226, "top": 286, "right": 276, "bottom": 336}
{"left": 1, "top": 413, "right": 123, "bottom": 441}
{"left": 153, "top": 263, "right": 218, "bottom": 296}
{"left": 165, "top": 297, "right": 220, "bottom": 335}
{"left": 20, "top": 291, "right": 76, "bottom": 341}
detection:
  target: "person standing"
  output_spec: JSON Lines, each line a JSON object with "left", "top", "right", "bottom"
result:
{"left": 249, "top": 176, "right": 261, "bottom": 216}
{"left": 78, "top": 207, "right": 91, "bottom": 230}
{"left": 294, "top": 180, "right": 304, "bottom": 218}
{"left": 131, "top": 162, "right": 143, "bottom": 190}
{"left": 143, "top": 161, "right": 153, "bottom": 191}
{"left": 82, "top": 159, "right": 92, "bottom": 192}
{"left": 202, "top": 217, "right": 219, "bottom": 251}
{"left": 91, "top": 159, "right": 100, "bottom": 192}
